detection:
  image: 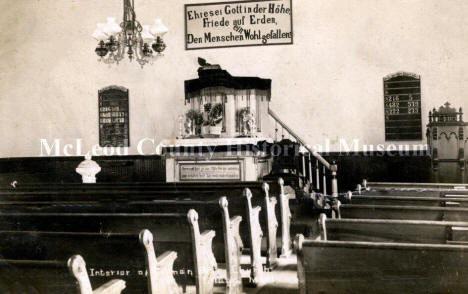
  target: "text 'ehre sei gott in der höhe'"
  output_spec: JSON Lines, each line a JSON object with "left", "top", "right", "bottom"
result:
{"left": 186, "top": 1, "right": 293, "bottom": 48}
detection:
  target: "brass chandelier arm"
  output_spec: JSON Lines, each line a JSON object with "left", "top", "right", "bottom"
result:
{"left": 93, "top": 0, "right": 167, "bottom": 67}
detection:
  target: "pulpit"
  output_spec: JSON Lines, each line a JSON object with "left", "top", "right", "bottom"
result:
{"left": 427, "top": 102, "right": 467, "bottom": 170}
{"left": 163, "top": 59, "right": 275, "bottom": 182}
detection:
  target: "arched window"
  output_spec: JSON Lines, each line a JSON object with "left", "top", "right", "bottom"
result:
{"left": 98, "top": 86, "right": 130, "bottom": 147}
{"left": 383, "top": 72, "right": 422, "bottom": 140}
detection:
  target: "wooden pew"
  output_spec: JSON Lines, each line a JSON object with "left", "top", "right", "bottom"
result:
{"left": 0, "top": 211, "right": 216, "bottom": 294}
{"left": 0, "top": 230, "right": 181, "bottom": 294}
{"left": 336, "top": 203, "right": 468, "bottom": 222}
{"left": 0, "top": 179, "right": 292, "bottom": 260}
{"left": 0, "top": 197, "right": 264, "bottom": 281}
{"left": 316, "top": 213, "right": 468, "bottom": 244}
{"left": 0, "top": 255, "right": 126, "bottom": 294}
{"left": 0, "top": 187, "right": 283, "bottom": 272}
{"left": 295, "top": 234, "right": 468, "bottom": 294}
{"left": 0, "top": 181, "right": 281, "bottom": 192}
{"left": 365, "top": 181, "right": 468, "bottom": 191}
{"left": 342, "top": 195, "right": 468, "bottom": 207}
{"left": 0, "top": 190, "right": 217, "bottom": 202}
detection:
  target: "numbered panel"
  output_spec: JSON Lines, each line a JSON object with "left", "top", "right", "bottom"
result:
{"left": 98, "top": 86, "right": 130, "bottom": 147}
{"left": 383, "top": 73, "right": 422, "bottom": 140}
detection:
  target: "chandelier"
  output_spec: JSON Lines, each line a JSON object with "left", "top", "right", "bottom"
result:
{"left": 92, "top": 0, "right": 168, "bottom": 67}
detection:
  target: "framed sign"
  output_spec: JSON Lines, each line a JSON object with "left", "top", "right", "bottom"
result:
{"left": 383, "top": 72, "right": 422, "bottom": 141}
{"left": 179, "top": 162, "right": 242, "bottom": 181}
{"left": 185, "top": 0, "right": 293, "bottom": 50}
{"left": 98, "top": 86, "right": 130, "bottom": 147}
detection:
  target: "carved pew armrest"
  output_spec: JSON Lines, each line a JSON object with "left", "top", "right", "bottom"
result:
{"left": 200, "top": 230, "right": 218, "bottom": 270}
{"left": 271, "top": 196, "right": 278, "bottom": 206}
{"left": 231, "top": 215, "right": 242, "bottom": 225}
{"left": 157, "top": 251, "right": 178, "bottom": 271}
{"left": 93, "top": 280, "right": 126, "bottom": 294}
{"left": 230, "top": 215, "right": 244, "bottom": 250}
{"left": 157, "top": 251, "right": 178, "bottom": 265}
{"left": 253, "top": 206, "right": 262, "bottom": 215}
{"left": 252, "top": 206, "right": 263, "bottom": 236}
{"left": 270, "top": 197, "right": 279, "bottom": 227}
{"left": 201, "top": 230, "right": 216, "bottom": 243}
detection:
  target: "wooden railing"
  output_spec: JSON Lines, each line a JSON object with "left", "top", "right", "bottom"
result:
{"left": 269, "top": 108, "right": 338, "bottom": 197}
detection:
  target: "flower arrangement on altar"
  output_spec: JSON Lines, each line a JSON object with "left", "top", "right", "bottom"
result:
{"left": 183, "top": 103, "right": 224, "bottom": 137}
{"left": 202, "top": 103, "right": 224, "bottom": 136}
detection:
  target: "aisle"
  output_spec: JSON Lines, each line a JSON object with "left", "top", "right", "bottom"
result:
{"left": 245, "top": 255, "right": 298, "bottom": 294}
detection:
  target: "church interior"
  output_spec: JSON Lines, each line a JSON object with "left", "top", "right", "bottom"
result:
{"left": 1, "top": 0, "right": 468, "bottom": 293}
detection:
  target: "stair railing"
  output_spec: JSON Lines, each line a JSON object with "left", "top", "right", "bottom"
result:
{"left": 269, "top": 108, "right": 338, "bottom": 197}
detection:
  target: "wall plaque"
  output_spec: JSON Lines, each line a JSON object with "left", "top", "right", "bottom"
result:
{"left": 383, "top": 72, "right": 422, "bottom": 141}
{"left": 185, "top": 0, "right": 293, "bottom": 50}
{"left": 179, "top": 162, "right": 241, "bottom": 181}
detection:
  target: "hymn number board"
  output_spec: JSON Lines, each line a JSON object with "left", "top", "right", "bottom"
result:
{"left": 384, "top": 73, "right": 422, "bottom": 140}
{"left": 99, "top": 87, "right": 129, "bottom": 147}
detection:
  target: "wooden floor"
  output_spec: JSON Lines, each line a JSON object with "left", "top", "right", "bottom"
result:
{"left": 245, "top": 256, "right": 298, "bottom": 294}
{"left": 183, "top": 255, "right": 299, "bottom": 294}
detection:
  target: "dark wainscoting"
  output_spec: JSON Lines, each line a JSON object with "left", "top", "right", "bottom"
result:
{"left": 1, "top": 152, "right": 457, "bottom": 192}
{"left": 0, "top": 155, "right": 165, "bottom": 185}
{"left": 321, "top": 152, "right": 433, "bottom": 192}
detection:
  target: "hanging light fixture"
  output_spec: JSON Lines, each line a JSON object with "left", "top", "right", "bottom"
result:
{"left": 92, "top": 0, "right": 168, "bottom": 67}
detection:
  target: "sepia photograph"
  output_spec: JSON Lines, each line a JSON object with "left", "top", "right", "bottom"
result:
{"left": 1, "top": 0, "right": 468, "bottom": 293}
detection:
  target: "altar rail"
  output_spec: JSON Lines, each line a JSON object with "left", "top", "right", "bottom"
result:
{"left": 268, "top": 108, "right": 338, "bottom": 196}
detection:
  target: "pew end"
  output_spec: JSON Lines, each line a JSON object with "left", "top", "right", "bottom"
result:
{"left": 68, "top": 255, "right": 126, "bottom": 294}
{"left": 219, "top": 196, "right": 244, "bottom": 294}
{"left": 139, "top": 229, "right": 181, "bottom": 294}
{"left": 294, "top": 234, "right": 306, "bottom": 294}
{"left": 187, "top": 209, "right": 218, "bottom": 294}
{"left": 318, "top": 213, "right": 327, "bottom": 240}
{"left": 243, "top": 188, "right": 264, "bottom": 285}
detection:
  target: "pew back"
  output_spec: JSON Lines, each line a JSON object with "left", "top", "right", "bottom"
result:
{"left": 296, "top": 237, "right": 468, "bottom": 294}
{"left": 347, "top": 195, "right": 468, "bottom": 207}
{"left": 339, "top": 204, "right": 468, "bottom": 222}
{"left": 320, "top": 216, "right": 468, "bottom": 244}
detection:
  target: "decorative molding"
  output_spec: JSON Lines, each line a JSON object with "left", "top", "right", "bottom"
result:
{"left": 438, "top": 132, "right": 458, "bottom": 141}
